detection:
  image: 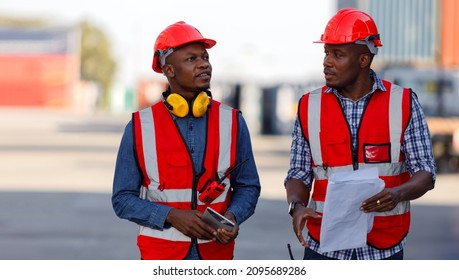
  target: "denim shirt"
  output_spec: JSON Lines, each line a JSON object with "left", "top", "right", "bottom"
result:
{"left": 112, "top": 109, "right": 261, "bottom": 232}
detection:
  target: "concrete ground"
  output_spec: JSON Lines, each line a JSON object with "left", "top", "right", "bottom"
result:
{"left": 0, "top": 108, "right": 458, "bottom": 260}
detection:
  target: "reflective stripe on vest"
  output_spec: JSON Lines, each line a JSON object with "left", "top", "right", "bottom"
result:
{"left": 133, "top": 100, "right": 237, "bottom": 259}
{"left": 300, "top": 81, "right": 411, "bottom": 249}
{"left": 308, "top": 199, "right": 410, "bottom": 217}
{"left": 139, "top": 225, "right": 213, "bottom": 243}
{"left": 312, "top": 162, "right": 407, "bottom": 180}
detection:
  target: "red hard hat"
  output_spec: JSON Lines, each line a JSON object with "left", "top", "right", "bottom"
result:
{"left": 152, "top": 21, "right": 216, "bottom": 73}
{"left": 316, "top": 8, "right": 382, "bottom": 47}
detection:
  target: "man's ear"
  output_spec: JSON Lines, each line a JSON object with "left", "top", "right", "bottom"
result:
{"left": 162, "top": 64, "right": 175, "bottom": 78}
{"left": 360, "top": 53, "right": 372, "bottom": 69}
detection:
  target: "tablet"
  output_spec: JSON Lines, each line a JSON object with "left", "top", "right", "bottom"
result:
{"left": 202, "top": 207, "right": 235, "bottom": 231}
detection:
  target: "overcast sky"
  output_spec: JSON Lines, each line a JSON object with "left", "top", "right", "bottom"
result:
{"left": 0, "top": 0, "right": 336, "bottom": 86}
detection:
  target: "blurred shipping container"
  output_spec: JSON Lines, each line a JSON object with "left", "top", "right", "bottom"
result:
{"left": 0, "top": 26, "right": 81, "bottom": 107}
{"left": 440, "top": 0, "right": 459, "bottom": 68}
{"left": 368, "top": 0, "right": 439, "bottom": 67}
{"left": 351, "top": 0, "right": 459, "bottom": 69}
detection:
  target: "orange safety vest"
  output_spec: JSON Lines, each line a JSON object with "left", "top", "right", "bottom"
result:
{"left": 298, "top": 80, "right": 412, "bottom": 250}
{"left": 132, "top": 99, "right": 238, "bottom": 259}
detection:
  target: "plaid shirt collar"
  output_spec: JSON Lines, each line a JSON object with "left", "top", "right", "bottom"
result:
{"left": 324, "top": 69, "right": 387, "bottom": 101}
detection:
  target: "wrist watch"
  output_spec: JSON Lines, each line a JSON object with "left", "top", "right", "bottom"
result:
{"left": 288, "top": 201, "right": 306, "bottom": 216}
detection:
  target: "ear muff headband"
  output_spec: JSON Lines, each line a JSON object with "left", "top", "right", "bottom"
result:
{"left": 165, "top": 91, "right": 211, "bottom": 118}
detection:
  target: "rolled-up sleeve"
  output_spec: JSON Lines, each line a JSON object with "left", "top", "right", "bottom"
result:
{"left": 284, "top": 117, "right": 313, "bottom": 190}
{"left": 402, "top": 91, "right": 437, "bottom": 183}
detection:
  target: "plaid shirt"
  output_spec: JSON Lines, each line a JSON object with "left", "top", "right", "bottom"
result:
{"left": 285, "top": 70, "right": 437, "bottom": 260}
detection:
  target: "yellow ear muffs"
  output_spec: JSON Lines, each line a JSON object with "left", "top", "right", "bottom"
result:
{"left": 164, "top": 91, "right": 211, "bottom": 118}
{"left": 192, "top": 92, "right": 211, "bottom": 118}
{"left": 166, "top": 93, "right": 189, "bottom": 118}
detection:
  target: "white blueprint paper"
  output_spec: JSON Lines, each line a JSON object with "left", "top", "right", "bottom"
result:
{"left": 319, "top": 168, "right": 385, "bottom": 253}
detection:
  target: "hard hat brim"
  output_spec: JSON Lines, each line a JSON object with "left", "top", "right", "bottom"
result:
{"left": 152, "top": 38, "right": 217, "bottom": 73}
{"left": 313, "top": 39, "right": 349, "bottom": 44}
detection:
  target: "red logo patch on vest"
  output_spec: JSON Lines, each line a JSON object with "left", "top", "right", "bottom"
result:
{"left": 363, "top": 143, "right": 391, "bottom": 163}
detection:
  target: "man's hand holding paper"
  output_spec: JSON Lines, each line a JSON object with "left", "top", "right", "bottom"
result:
{"left": 319, "top": 167, "right": 385, "bottom": 253}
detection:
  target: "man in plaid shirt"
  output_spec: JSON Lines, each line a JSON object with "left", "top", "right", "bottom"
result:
{"left": 285, "top": 8, "right": 436, "bottom": 260}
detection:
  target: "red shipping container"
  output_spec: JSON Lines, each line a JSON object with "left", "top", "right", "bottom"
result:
{"left": 0, "top": 54, "right": 79, "bottom": 107}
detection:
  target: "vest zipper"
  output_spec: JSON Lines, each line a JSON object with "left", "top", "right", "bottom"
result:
{"left": 352, "top": 146, "right": 359, "bottom": 170}
{"left": 191, "top": 175, "right": 198, "bottom": 210}
{"left": 173, "top": 118, "right": 199, "bottom": 210}
{"left": 336, "top": 94, "right": 359, "bottom": 170}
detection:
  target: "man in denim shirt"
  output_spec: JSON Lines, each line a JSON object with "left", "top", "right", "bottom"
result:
{"left": 112, "top": 21, "right": 260, "bottom": 260}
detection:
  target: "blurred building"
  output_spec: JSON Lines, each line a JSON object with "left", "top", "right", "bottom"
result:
{"left": 0, "top": 25, "right": 81, "bottom": 108}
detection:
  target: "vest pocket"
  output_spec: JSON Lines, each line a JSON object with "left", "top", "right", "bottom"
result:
{"left": 164, "top": 153, "right": 190, "bottom": 189}
{"left": 320, "top": 131, "right": 350, "bottom": 166}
